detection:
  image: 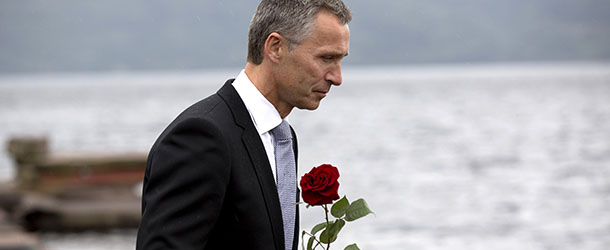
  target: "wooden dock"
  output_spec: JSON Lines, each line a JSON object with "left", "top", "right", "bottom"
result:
{"left": 0, "top": 182, "right": 41, "bottom": 250}
{"left": 0, "top": 136, "right": 145, "bottom": 236}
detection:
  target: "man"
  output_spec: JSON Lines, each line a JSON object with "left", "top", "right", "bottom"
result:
{"left": 135, "top": 0, "right": 351, "bottom": 249}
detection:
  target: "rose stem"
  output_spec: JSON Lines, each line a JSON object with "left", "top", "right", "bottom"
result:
{"left": 324, "top": 204, "right": 330, "bottom": 250}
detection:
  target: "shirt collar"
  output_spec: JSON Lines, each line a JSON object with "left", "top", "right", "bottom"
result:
{"left": 232, "top": 69, "right": 282, "bottom": 135}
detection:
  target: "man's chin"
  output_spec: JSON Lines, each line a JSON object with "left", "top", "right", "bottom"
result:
{"left": 297, "top": 101, "right": 322, "bottom": 111}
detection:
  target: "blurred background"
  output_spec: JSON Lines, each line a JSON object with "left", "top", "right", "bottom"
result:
{"left": 1, "top": 0, "right": 609, "bottom": 250}
{"left": 1, "top": 0, "right": 610, "bottom": 72}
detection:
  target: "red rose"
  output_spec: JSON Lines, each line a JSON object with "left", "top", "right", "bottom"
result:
{"left": 300, "top": 164, "right": 340, "bottom": 206}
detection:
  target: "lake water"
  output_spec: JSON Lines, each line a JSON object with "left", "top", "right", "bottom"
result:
{"left": 1, "top": 63, "right": 610, "bottom": 250}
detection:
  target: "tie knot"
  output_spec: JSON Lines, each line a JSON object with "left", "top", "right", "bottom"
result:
{"left": 270, "top": 120, "right": 292, "bottom": 140}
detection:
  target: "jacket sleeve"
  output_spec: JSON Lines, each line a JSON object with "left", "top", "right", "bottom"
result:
{"left": 136, "top": 117, "right": 231, "bottom": 250}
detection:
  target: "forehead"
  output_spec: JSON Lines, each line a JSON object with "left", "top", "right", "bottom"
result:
{"left": 299, "top": 10, "right": 350, "bottom": 54}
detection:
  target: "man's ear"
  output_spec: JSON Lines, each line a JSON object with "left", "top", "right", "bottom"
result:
{"left": 264, "top": 32, "right": 284, "bottom": 63}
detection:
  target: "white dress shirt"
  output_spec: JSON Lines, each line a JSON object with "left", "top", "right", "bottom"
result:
{"left": 232, "top": 69, "right": 283, "bottom": 183}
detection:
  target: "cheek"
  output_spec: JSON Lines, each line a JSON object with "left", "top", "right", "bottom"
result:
{"left": 309, "top": 61, "right": 327, "bottom": 79}
{"left": 295, "top": 56, "right": 324, "bottom": 79}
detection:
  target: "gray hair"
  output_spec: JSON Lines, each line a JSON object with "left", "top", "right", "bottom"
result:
{"left": 247, "top": 0, "right": 352, "bottom": 64}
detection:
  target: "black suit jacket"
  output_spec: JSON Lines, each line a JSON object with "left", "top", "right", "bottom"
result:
{"left": 136, "top": 80, "right": 299, "bottom": 250}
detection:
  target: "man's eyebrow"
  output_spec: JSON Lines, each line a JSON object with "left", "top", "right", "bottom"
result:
{"left": 325, "top": 51, "right": 349, "bottom": 58}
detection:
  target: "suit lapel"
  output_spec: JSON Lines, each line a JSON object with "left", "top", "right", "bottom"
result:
{"left": 217, "top": 80, "right": 285, "bottom": 250}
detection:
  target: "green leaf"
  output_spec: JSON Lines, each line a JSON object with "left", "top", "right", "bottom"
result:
{"left": 331, "top": 196, "right": 350, "bottom": 218}
{"left": 345, "top": 198, "right": 374, "bottom": 222}
{"left": 344, "top": 243, "right": 360, "bottom": 250}
{"left": 311, "top": 222, "right": 328, "bottom": 235}
{"left": 307, "top": 236, "right": 315, "bottom": 250}
{"left": 320, "top": 230, "right": 334, "bottom": 244}
{"left": 320, "top": 219, "right": 345, "bottom": 244}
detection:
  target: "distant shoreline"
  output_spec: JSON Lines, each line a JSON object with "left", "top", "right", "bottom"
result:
{"left": 1, "top": 60, "right": 609, "bottom": 80}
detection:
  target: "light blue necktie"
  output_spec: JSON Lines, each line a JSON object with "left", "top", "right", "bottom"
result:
{"left": 270, "top": 120, "right": 297, "bottom": 250}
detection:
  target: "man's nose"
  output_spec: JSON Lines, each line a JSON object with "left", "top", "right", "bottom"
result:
{"left": 325, "top": 65, "right": 342, "bottom": 86}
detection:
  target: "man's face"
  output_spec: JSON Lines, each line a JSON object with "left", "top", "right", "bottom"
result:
{"left": 274, "top": 10, "right": 350, "bottom": 111}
